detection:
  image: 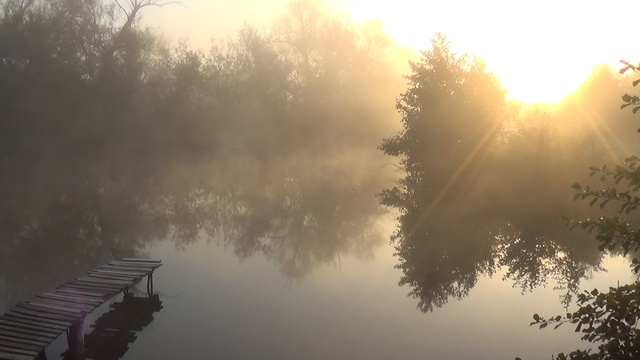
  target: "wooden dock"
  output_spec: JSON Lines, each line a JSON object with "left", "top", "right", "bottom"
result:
{"left": 0, "top": 258, "right": 162, "bottom": 360}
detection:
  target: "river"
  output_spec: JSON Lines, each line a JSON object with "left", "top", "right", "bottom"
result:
{"left": 2, "top": 214, "right": 630, "bottom": 360}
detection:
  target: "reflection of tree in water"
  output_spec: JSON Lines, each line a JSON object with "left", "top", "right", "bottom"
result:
{"left": 394, "top": 205, "right": 604, "bottom": 312}
{"left": 209, "top": 165, "right": 386, "bottom": 278}
{"left": 62, "top": 293, "right": 163, "bottom": 360}
{"left": 0, "top": 162, "right": 387, "bottom": 308}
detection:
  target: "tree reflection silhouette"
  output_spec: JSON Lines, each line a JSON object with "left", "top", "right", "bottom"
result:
{"left": 61, "top": 293, "right": 163, "bottom": 360}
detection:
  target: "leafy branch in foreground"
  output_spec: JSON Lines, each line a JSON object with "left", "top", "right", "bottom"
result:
{"left": 531, "top": 283, "right": 640, "bottom": 359}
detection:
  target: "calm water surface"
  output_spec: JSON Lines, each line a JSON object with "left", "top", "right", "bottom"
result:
{"left": 9, "top": 217, "right": 629, "bottom": 360}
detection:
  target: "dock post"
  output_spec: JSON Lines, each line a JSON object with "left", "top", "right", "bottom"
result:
{"left": 67, "top": 317, "right": 85, "bottom": 358}
{"left": 147, "top": 272, "right": 154, "bottom": 297}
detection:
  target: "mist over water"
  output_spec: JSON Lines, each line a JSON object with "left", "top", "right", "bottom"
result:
{"left": 0, "top": 1, "right": 638, "bottom": 359}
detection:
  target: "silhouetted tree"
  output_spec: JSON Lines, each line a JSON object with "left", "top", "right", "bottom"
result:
{"left": 379, "top": 34, "right": 606, "bottom": 311}
{"left": 378, "top": 34, "right": 504, "bottom": 311}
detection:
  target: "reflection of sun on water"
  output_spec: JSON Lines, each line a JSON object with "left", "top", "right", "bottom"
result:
{"left": 339, "top": 0, "right": 640, "bottom": 105}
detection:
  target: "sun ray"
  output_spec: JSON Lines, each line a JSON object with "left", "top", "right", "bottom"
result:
{"left": 573, "top": 96, "right": 628, "bottom": 165}
{"left": 409, "top": 119, "right": 504, "bottom": 237}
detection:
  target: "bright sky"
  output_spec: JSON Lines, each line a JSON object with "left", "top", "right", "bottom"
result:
{"left": 143, "top": 0, "right": 640, "bottom": 104}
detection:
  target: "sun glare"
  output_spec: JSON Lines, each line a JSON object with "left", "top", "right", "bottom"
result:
{"left": 339, "top": 0, "right": 640, "bottom": 104}
{"left": 489, "top": 58, "right": 594, "bottom": 104}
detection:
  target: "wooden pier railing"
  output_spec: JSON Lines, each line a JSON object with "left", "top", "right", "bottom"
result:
{"left": 0, "top": 258, "right": 162, "bottom": 360}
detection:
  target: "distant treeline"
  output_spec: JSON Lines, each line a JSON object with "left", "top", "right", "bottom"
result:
{"left": 0, "top": 0, "right": 404, "bottom": 303}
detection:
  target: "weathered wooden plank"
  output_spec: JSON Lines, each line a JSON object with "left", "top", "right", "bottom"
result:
{"left": 0, "top": 345, "right": 37, "bottom": 358}
{"left": 36, "top": 293, "right": 102, "bottom": 306}
{"left": 27, "top": 298, "right": 94, "bottom": 313}
{"left": 0, "top": 318, "right": 61, "bottom": 336}
{"left": 90, "top": 268, "right": 145, "bottom": 277}
{"left": 0, "top": 333, "right": 47, "bottom": 348}
{"left": 55, "top": 287, "right": 108, "bottom": 299}
{"left": 64, "top": 284, "right": 123, "bottom": 296}
{"left": 0, "top": 338, "right": 41, "bottom": 353}
{"left": 111, "top": 259, "right": 159, "bottom": 265}
{"left": 0, "top": 324, "right": 55, "bottom": 340}
{"left": 19, "top": 301, "right": 85, "bottom": 316}
{"left": 98, "top": 264, "right": 152, "bottom": 274}
{"left": 0, "top": 350, "right": 34, "bottom": 360}
{"left": 70, "top": 278, "right": 126, "bottom": 288}
{"left": 105, "top": 265, "right": 158, "bottom": 273}
{"left": 87, "top": 272, "right": 141, "bottom": 282}
{"left": 0, "top": 350, "right": 33, "bottom": 360}
{"left": 107, "top": 262, "right": 155, "bottom": 268}
{"left": 0, "top": 334, "right": 47, "bottom": 349}
{"left": 114, "top": 263, "right": 161, "bottom": 270}
{"left": 0, "top": 314, "right": 67, "bottom": 332}
{"left": 107, "top": 261, "right": 160, "bottom": 270}
{"left": 121, "top": 258, "right": 162, "bottom": 263}
{"left": 16, "top": 303, "right": 84, "bottom": 319}
{"left": 0, "top": 331, "right": 47, "bottom": 351}
{"left": 57, "top": 289, "right": 116, "bottom": 299}
{"left": 0, "top": 335, "right": 44, "bottom": 352}
{"left": 99, "top": 265, "right": 151, "bottom": 274}
{"left": 31, "top": 297, "right": 96, "bottom": 311}
{"left": 63, "top": 282, "right": 121, "bottom": 293}
{"left": 0, "top": 337, "right": 50, "bottom": 352}
{"left": 4, "top": 307, "right": 76, "bottom": 326}
{"left": 0, "top": 324, "right": 59, "bottom": 342}
{"left": 0, "top": 316, "right": 63, "bottom": 332}
{"left": 8, "top": 308, "right": 76, "bottom": 324}
{"left": 102, "top": 262, "right": 153, "bottom": 270}
{"left": 76, "top": 276, "right": 131, "bottom": 287}
{"left": 87, "top": 271, "right": 141, "bottom": 281}
{"left": 68, "top": 278, "right": 124, "bottom": 288}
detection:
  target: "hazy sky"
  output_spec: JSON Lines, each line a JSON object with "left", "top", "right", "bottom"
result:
{"left": 143, "top": 0, "right": 640, "bottom": 104}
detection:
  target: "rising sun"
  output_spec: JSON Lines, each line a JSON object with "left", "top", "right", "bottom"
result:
{"left": 338, "top": 0, "right": 640, "bottom": 104}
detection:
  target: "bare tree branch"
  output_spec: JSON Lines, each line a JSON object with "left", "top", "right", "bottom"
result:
{"left": 114, "top": 0, "right": 130, "bottom": 18}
